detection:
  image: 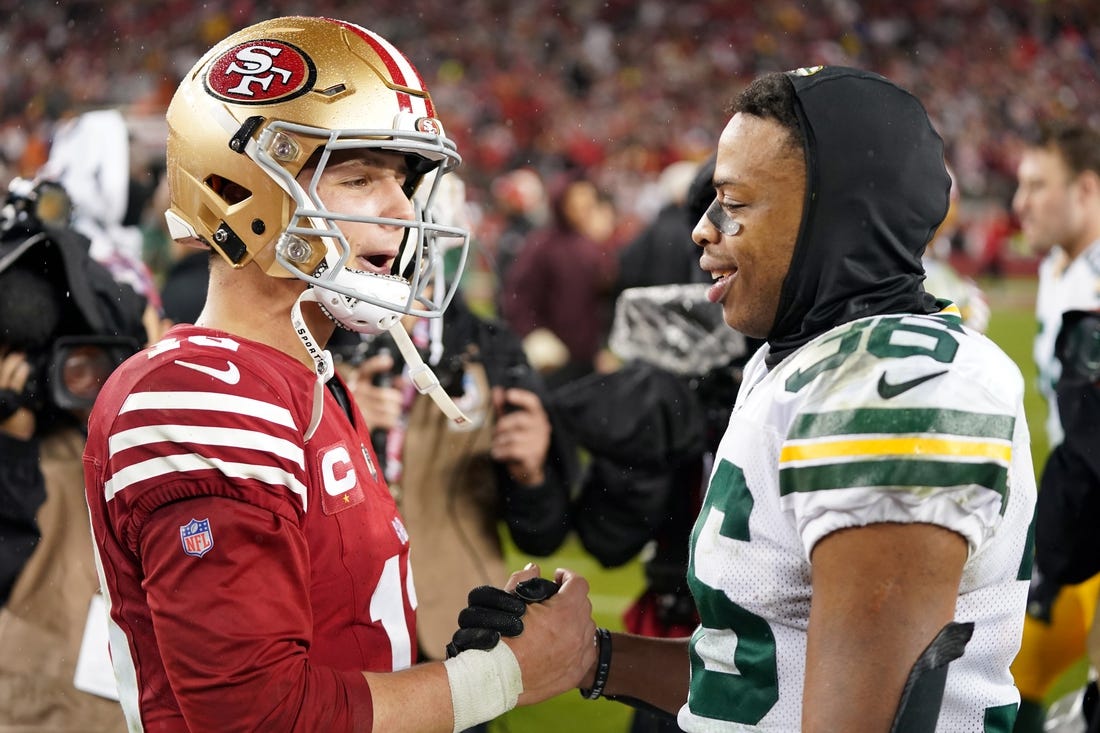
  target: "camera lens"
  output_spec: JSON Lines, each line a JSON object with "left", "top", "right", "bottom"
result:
{"left": 60, "top": 346, "right": 115, "bottom": 401}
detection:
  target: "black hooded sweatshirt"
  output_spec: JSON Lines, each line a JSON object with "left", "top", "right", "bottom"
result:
{"left": 766, "top": 66, "right": 950, "bottom": 368}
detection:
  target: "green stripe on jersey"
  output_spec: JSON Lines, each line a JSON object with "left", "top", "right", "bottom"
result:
{"left": 983, "top": 702, "right": 1018, "bottom": 733}
{"left": 931, "top": 298, "right": 964, "bottom": 328}
{"left": 779, "top": 458, "right": 1008, "bottom": 498}
{"left": 789, "top": 408, "right": 1015, "bottom": 441}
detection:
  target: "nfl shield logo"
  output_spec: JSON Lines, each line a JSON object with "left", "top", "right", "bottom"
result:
{"left": 180, "top": 518, "right": 214, "bottom": 558}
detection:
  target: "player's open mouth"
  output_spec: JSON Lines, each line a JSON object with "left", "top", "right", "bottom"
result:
{"left": 356, "top": 253, "right": 396, "bottom": 275}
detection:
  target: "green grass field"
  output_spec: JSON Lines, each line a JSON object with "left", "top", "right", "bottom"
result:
{"left": 489, "top": 276, "right": 1077, "bottom": 732}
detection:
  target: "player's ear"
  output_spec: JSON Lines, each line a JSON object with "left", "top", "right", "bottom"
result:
{"left": 1075, "top": 168, "right": 1100, "bottom": 199}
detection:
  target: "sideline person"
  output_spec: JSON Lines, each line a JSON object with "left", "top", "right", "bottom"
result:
{"left": 1010, "top": 119, "right": 1100, "bottom": 732}
{"left": 338, "top": 173, "right": 576, "bottom": 699}
{"left": 0, "top": 179, "right": 146, "bottom": 731}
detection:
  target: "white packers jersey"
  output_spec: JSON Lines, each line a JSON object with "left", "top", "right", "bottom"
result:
{"left": 680, "top": 305, "right": 1036, "bottom": 732}
{"left": 1033, "top": 240, "right": 1100, "bottom": 446}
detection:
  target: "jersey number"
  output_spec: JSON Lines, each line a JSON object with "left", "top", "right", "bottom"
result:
{"left": 370, "top": 554, "right": 415, "bottom": 670}
{"left": 785, "top": 316, "right": 961, "bottom": 393}
{"left": 688, "top": 460, "right": 779, "bottom": 723}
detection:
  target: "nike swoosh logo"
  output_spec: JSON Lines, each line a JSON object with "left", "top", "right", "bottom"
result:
{"left": 174, "top": 359, "right": 241, "bottom": 385}
{"left": 876, "top": 370, "right": 948, "bottom": 399}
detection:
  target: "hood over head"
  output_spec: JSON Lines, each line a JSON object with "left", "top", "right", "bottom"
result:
{"left": 766, "top": 66, "right": 948, "bottom": 366}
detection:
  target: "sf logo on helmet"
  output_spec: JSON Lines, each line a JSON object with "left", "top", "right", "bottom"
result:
{"left": 205, "top": 39, "right": 317, "bottom": 105}
{"left": 225, "top": 46, "right": 292, "bottom": 95}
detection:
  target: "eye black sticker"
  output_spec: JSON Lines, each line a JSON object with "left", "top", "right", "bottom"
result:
{"left": 705, "top": 198, "right": 742, "bottom": 236}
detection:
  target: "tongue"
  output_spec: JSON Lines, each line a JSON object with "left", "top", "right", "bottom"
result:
{"left": 707, "top": 274, "right": 733, "bottom": 304}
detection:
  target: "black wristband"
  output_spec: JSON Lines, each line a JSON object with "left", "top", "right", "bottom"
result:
{"left": 579, "top": 627, "right": 612, "bottom": 700}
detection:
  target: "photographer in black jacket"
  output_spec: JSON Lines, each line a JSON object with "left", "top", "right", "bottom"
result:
{"left": 0, "top": 177, "right": 146, "bottom": 729}
{"left": 333, "top": 174, "right": 578, "bottom": 733}
{"left": 551, "top": 156, "right": 759, "bottom": 733}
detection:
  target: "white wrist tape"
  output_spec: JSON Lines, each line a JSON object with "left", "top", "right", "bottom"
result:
{"left": 443, "top": 643, "right": 524, "bottom": 733}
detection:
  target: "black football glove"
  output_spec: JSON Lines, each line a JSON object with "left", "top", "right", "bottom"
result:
{"left": 446, "top": 577, "right": 560, "bottom": 658}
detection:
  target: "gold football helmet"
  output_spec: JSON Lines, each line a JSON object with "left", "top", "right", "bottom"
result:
{"left": 164, "top": 16, "right": 468, "bottom": 334}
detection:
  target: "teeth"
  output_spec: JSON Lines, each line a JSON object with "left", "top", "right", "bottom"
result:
{"left": 711, "top": 270, "right": 733, "bottom": 280}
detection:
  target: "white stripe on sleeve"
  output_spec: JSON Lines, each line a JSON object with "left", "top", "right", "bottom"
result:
{"left": 108, "top": 424, "right": 304, "bottom": 468}
{"left": 104, "top": 453, "right": 309, "bottom": 511}
{"left": 119, "top": 391, "right": 297, "bottom": 429}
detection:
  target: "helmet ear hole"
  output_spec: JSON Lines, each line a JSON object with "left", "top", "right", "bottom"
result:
{"left": 205, "top": 175, "right": 252, "bottom": 205}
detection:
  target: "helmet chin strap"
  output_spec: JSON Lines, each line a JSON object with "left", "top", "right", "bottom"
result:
{"left": 291, "top": 289, "right": 335, "bottom": 441}
{"left": 291, "top": 288, "right": 469, "bottom": 442}
{"left": 387, "top": 322, "right": 470, "bottom": 425}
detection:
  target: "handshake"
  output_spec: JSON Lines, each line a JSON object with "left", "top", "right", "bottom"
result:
{"left": 440, "top": 564, "right": 605, "bottom": 730}
{"left": 447, "top": 575, "right": 563, "bottom": 658}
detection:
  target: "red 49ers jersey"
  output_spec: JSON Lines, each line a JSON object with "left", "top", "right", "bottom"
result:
{"left": 83, "top": 325, "right": 415, "bottom": 732}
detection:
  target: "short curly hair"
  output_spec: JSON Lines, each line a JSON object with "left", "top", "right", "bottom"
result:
{"left": 729, "top": 72, "right": 804, "bottom": 158}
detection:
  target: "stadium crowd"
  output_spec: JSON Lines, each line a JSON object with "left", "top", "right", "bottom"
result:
{"left": 1, "top": 3, "right": 1099, "bottom": 732}
{"left": 1, "top": 0, "right": 1099, "bottom": 284}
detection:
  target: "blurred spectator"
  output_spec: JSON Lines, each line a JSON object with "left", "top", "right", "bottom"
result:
{"left": 1014, "top": 121, "right": 1100, "bottom": 445}
{"left": 5, "top": 2, "right": 1095, "bottom": 286}
{"left": 615, "top": 156, "right": 713, "bottom": 301}
{"left": 500, "top": 174, "right": 618, "bottom": 387}
{"left": 0, "top": 178, "right": 147, "bottom": 730}
{"left": 921, "top": 257, "right": 991, "bottom": 332}
{"left": 582, "top": 184, "right": 622, "bottom": 250}
{"left": 489, "top": 167, "right": 548, "bottom": 303}
{"left": 1009, "top": 119, "right": 1100, "bottom": 733}
{"left": 38, "top": 109, "right": 162, "bottom": 306}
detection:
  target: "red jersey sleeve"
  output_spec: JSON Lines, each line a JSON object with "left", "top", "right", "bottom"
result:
{"left": 140, "top": 495, "right": 374, "bottom": 732}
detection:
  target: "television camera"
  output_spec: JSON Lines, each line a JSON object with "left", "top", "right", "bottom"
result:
{"left": 0, "top": 178, "right": 143, "bottom": 421}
